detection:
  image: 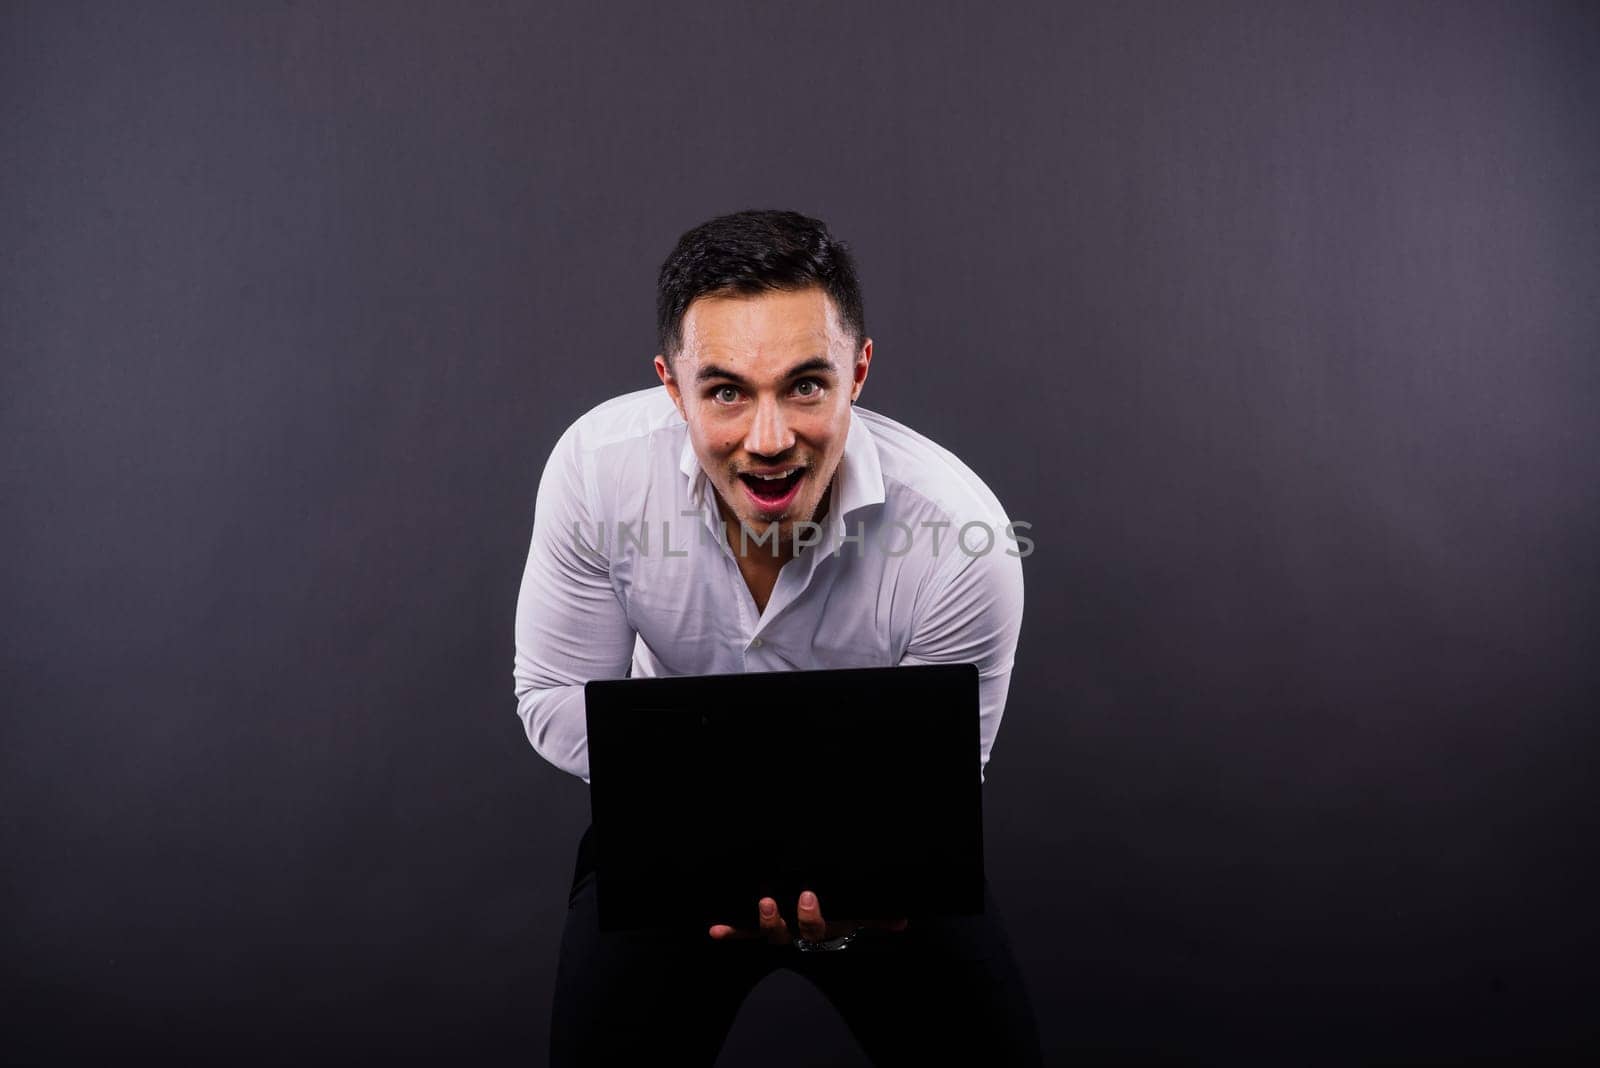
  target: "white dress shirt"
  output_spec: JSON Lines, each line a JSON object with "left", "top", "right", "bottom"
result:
{"left": 513, "top": 386, "right": 1025, "bottom": 784}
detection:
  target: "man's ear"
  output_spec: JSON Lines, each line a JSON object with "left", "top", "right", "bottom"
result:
{"left": 850, "top": 338, "right": 873, "bottom": 404}
{"left": 654, "top": 354, "right": 686, "bottom": 419}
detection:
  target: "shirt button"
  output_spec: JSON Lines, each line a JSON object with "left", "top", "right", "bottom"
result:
{"left": 751, "top": 637, "right": 763, "bottom": 648}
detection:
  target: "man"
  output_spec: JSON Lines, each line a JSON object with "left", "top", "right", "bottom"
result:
{"left": 514, "top": 209, "right": 1042, "bottom": 1065}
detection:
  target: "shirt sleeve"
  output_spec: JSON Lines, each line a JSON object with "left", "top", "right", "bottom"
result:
{"left": 897, "top": 538, "right": 1025, "bottom": 784}
{"left": 513, "top": 422, "right": 636, "bottom": 782}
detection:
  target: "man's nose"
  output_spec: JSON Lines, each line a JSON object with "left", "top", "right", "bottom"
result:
{"left": 744, "top": 395, "right": 795, "bottom": 457}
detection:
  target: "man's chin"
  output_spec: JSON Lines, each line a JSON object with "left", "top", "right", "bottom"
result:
{"left": 728, "top": 512, "right": 814, "bottom": 557}
{"left": 716, "top": 482, "right": 827, "bottom": 551}
{"left": 736, "top": 512, "right": 793, "bottom": 538}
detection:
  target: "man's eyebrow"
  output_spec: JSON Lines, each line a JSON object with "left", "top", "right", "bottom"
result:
{"left": 784, "top": 357, "right": 838, "bottom": 379}
{"left": 694, "top": 357, "right": 837, "bottom": 385}
{"left": 694, "top": 363, "right": 745, "bottom": 385}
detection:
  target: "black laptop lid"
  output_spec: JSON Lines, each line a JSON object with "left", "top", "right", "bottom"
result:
{"left": 584, "top": 663, "right": 983, "bottom": 932}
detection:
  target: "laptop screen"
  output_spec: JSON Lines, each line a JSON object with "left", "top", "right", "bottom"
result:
{"left": 585, "top": 663, "right": 984, "bottom": 932}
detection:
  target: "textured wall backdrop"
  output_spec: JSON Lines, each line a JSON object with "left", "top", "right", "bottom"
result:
{"left": 3, "top": 2, "right": 1596, "bottom": 1064}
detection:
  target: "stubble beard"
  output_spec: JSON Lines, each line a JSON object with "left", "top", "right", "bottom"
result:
{"left": 714, "top": 473, "right": 835, "bottom": 559}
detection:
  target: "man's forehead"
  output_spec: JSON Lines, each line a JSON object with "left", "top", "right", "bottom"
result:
{"left": 679, "top": 288, "right": 844, "bottom": 356}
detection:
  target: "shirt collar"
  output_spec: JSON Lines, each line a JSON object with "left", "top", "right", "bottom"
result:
{"left": 832, "top": 409, "right": 887, "bottom": 522}
{"left": 677, "top": 409, "right": 887, "bottom": 521}
{"left": 678, "top": 428, "right": 705, "bottom": 504}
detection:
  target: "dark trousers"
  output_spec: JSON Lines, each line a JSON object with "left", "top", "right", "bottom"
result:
{"left": 550, "top": 825, "right": 1043, "bottom": 1066}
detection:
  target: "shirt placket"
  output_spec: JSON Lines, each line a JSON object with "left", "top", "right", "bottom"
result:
{"left": 687, "top": 475, "right": 764, "bottom": 661}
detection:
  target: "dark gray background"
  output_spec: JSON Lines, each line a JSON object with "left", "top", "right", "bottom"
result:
{"left": 4, "top": 1, "right": 1596, "bottom": 1064}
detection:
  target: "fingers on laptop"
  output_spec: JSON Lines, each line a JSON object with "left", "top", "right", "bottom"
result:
{"left": 797, "top": 890, "right": 827, "bottom": 942}
{"left": 707, "top": 896, "right": 790, "bottom": 942}
{"left": 760, "top": 896, "right": 790, "bottom": 943}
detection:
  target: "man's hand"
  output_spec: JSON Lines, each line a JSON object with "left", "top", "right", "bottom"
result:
{"left": 708, "top": 890, "right": 909, "bottom": 944}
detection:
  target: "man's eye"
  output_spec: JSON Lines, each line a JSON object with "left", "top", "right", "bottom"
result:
{"left": 795, "top": 379, "right": 824, "bottom": 397}
{"left": 712, "top": 386, "right": 740, "bottom": 404}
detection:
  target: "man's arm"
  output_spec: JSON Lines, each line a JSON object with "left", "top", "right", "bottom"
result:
{"left": 513, "top": 423, "right": 636, "bottom": 782}
{"left": 898, "top": 539, "right": 1025, "bottom": 783}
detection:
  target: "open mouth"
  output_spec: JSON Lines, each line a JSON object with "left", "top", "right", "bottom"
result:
{"left": 738, "top": 467, "right": 806, "bottom": 513}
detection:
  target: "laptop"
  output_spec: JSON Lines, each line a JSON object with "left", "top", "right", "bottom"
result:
{"left": 584, "top": 662, "right": 984, "bottom": 933}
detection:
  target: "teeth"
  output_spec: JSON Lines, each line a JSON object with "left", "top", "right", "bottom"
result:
{"left": 750, "top": 468, "right": 799, "bottom": 481}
